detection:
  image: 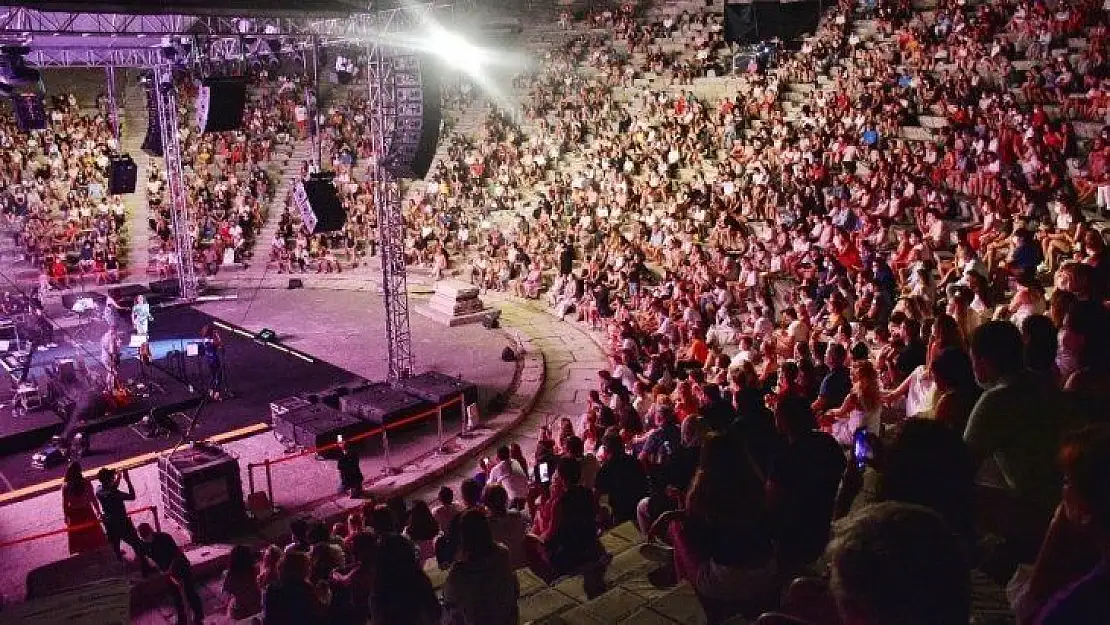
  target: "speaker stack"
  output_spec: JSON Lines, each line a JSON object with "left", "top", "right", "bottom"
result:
{"left": 293, "top": 173, "right": 346, "bottom": 234}
{"left": 196, "top": 78, "right": 247, "bottom": 133}
{"left": 270, "top": 402, "right": 371, "bottom": 458}
{"left": 158, "top": 445, "right": 246, "bottom": 543}
{"left": 108, "top": 154, "right": 137, "bottom": 194}
{"left": 383, "top": 54, "right": 442, "bottom": 180}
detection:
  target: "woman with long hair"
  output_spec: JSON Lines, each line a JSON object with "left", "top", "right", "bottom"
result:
{"left": 404, "top": 500, "right": 440, "bottom": 564}
{"left": 221, "top": 544, "right": 262, "bottom": 622}
{"left": 61, "top": 461, "right": 106, "bottom": 555}
{"left": 823, "top": 360, "right": 883, "bottom": 445}
{"left": 930, "top": 347, "right": 981, "bottom": 434}
{"left": 882, "top": 313, "right": 964, "bottom": 420}
{"left": 652, "top": 432, "right": 777, "bottom": 622}
{"left": 370, "top": 534, "right": 441, "bottom": 625}
{"left": 442, "top": 509, "right": 520, "bottom": 625}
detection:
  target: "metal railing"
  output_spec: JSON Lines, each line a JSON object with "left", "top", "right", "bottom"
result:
{"left": 245, "top": 395, "right": 466, "bottom": 512}
{"left": 0, "top": 505, "right": 161, "bottom": 550}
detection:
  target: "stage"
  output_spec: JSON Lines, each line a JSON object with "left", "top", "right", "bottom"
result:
{"left": 0, "top": 289, "right": 518, "bottom": 495}
{"left": 0, "top": 305, "right": 360, "bottom": 492}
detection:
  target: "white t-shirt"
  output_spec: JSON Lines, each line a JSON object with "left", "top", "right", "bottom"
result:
{"left": 488, "top": 459, "right": 530, "bottom": 502}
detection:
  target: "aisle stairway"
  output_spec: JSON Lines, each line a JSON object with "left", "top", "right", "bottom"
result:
{"left": 239, "top": 137, "right": 315, "bottom": 272}
{"left": 120, "top": 76, "right": 155, "bottom": 277}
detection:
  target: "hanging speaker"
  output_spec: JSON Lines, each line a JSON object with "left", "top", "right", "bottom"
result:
{"left": 383, "top": 55, "right": 442, "bottom": 180}
{"left": 196, "top": 78, "right": 247, "bottom": 133}
{"left": 141, "top": 83, "right": 163, "bottom": 156}
{"left": 293, "top": 173, "right": 346, "bottom": 234}
{"left": 108, "top": 154, "right": 137, "bottom": 194}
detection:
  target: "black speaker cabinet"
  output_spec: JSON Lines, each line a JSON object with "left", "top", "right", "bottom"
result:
{"left": 108, "top": 154, "right": 137, "bottom": 194}
{"left": 293, "top": 173, "right": 346, "bottom": 234}
{"left": 158, "top": 445, "right": 246, "bottom": 543}
{"left": 339, "top": 382, "right": 430, "bottom": 427}
{"left": 196, "top": 78, "right": 247, "bottom": 133}
{"left": 384, "top": 55, "right": 442, "bottom": 179}
{"left": 272, "top": 403, "right": 373, "bottom": 456}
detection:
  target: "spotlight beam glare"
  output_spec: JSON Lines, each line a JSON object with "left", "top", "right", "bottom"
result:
{"left": 361, "top": 9, "right": 533, "bottom": 119}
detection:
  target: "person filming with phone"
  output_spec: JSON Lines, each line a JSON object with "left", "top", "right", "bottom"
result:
{"left": 95, "top": 467, "right": 153, "bottom": 575}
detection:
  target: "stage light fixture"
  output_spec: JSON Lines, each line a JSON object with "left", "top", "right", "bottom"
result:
{"left": 425, "top": 32, "right": 489, "bottom": 71}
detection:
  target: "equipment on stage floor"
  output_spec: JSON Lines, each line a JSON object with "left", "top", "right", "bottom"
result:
{"left": 108, "top": 154, "right": 137, "bottom": 194}
{"left": 392, "top": 371, "right": 478, "bottom": 422}
{"left": 16, "top": 380, "right": 43, "bottom": 411}
{"left": 339, "top": 382, "right": 429, "bottom": 427}
{"left": 56, "top": 358, "right": 77, "bottom": 383}
{"left": 270, "top": 395, "right": 311, "bottom": 420}
{"left": 31, "top": 436, "right": 66, "bottom": 469}
{"left": 256, "top": 328, "right": 277, "bottom": 343}
{"left": 271, "top": 403, "right": 371, "bottom": 457}
{"left": 159, "top": 444, "right": 246, "bottom": 542}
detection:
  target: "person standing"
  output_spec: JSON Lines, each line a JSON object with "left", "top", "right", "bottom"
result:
{"left": 137, "top": 523, "right": 204, "bottom": 625}
{"left": 200, "top": 325, "right": 224, "bottom": 400}
{"left": 95, "top": 467, "right": 152, "bottom": 574}
{"left": 131, "top": 294, "right": 153, "bottom": 337}
{"left": 335, "top": 437, "right": 364, "bottom": 497}
{"left": 62, "top": 461, "right": 107, "bottom": 555}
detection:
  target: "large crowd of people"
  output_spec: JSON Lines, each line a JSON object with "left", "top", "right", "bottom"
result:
{"left": 1, "top": 94, "right": 129, "bottom": 288}
{"left": 145, "top": 71, "right": 295, "bottom": 277}
{"left": 26, "top": 0, "right": 1110, "bottom": 623}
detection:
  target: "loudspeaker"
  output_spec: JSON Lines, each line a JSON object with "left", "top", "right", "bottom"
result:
{"left": 196, "top": 78, "right": 247, "bottom": 133}
{"left": 141, "top": 83, "right": 163, "bottom": 156}
{"left": 383, "top": 55, "right": 442, "bottom": 179}
{"left": 287, "top": 278, "right": 303, "bottom": 290}
{"left": 293, "top": 173, "right": 346, "bottom": 234}
{"left": 108, "top": 154, "right": 137, "bottom": 194}
{"left": 11, "top": 92, "right": 47, "bottom": 131}
{"left": 159, "top": 445, "right": 246, "bottom": 543}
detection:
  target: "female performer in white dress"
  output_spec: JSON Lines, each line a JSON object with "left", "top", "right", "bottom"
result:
{"left": 131, "top": 295, "right": 153, "bottom": 337}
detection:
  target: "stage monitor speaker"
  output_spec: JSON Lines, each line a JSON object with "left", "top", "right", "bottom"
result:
{"left": 383, "top": 54, "right": 442, "bottom": 180}
{"left": 196, "top": 78, "right": 247, "bottom": 133}
{"left": 108, "top": 154, "right": 137, "bottom": 194}
{"left": 288, "top": 278, "right": 303, "bottom": 290}
{"left": 293, "top": 173, "right": 346, "bottom": 234}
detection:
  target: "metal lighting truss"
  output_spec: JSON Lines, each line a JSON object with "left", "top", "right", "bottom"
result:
{"left": 367, "top": 42, "right": 413, "bottom": 381}
{"left": 0, "top": 0, "right": 455, "bottom": 356}
{"left": 0, "top": 3, "right": 453, "bottom": 67}
{"left": 152, "top": 64, "right": 199, "bottom": 301}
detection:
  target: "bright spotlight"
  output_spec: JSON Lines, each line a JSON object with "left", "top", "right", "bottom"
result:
{"left": 427, "top": 31, "right": 488, "bottom": 71}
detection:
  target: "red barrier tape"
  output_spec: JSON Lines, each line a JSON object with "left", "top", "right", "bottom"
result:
{"left": 0, "top": 505, "right": 160, "bottom": 550}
